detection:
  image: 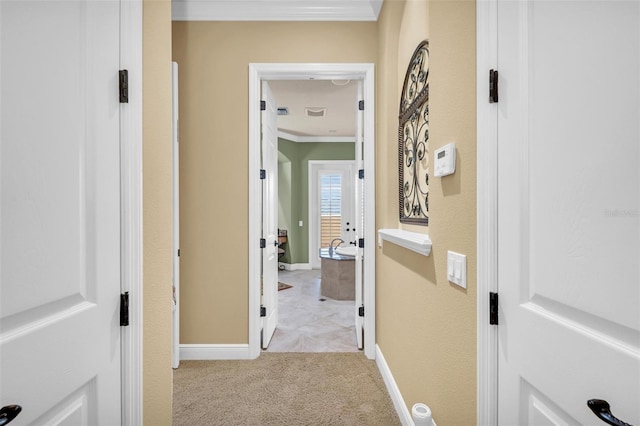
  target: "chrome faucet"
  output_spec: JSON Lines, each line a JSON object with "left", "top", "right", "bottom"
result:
{"left": 329, "top": 238, "right": 344, "bottom": 253}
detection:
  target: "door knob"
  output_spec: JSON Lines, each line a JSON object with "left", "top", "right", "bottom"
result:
{"left": 587, "top": 399, "right": 633, "bottom": 426}
{"left": 0, "top": 405, "right": 21, "bottom": 426}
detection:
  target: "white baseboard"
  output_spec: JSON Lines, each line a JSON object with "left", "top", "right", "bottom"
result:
{"left": 279, "top": 263, "right": 312, "bottom": 271}
{"left": 180, "top": 344, "right": 251, "bottom": 360}
{"left": 376, "top": 344, "right": 413, "bottom": 426}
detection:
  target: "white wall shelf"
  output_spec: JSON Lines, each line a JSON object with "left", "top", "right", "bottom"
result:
{"left": 377, "top": 228, "right": 432, "bottom": 256}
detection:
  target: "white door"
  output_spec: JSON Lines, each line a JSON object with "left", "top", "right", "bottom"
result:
{"left": 0, "top": 1, "right": 122, "bottom": 425}
{"left": 310, "top": 162, "right": 356, "bottom": 269}
{"left": 497, "top": 1, "right": 640, "bottom": 424}
{"left": 172, "top": 62, "right": 181, "bottom": 369}
{"left": 261, "top": 81, "right": 279, "bottom": 349}
{"left": 354, "top": 81, "right": 364, "bottom": 350}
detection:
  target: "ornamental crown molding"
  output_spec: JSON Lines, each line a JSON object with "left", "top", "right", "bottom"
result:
{"left": 172, "top": 0, "right": 384, "bottom": 21}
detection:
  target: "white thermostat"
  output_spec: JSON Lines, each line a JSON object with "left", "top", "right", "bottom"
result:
{"left": 434, "top": 143, "right": 456, "bottom": 177}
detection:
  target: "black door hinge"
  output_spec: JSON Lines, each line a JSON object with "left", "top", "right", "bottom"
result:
{"left": 358, "top": 238, "right": 364, "bottom": 248}
{"left": 489, "top": 69, "right": 498, "bottom": 103}
{"left": 358, "top": 305, "right": 364, "bottom": 317}
{"left": 260, "top": 305, "right": 267, "bottom": 317}
{"left": 358, "top": 100, "right": 364, "bottom": 111}
{"left": 260, "top": 169, "right": 266, "bottom": 180}
{"left": 120, "top": 292, "right": 130, "bottom": 326}
{"left": 260, "top": 238, "right": 266, "bottom": 248}
{"left": 177, "top": 249, "right": 181, "bottom": 257}
{"left": 358, "top": 169, "right": 364, "bottom": 179}
{"left": 260, "top": 100, "right": 266, "bottom": 111}
{"left": 119, "top": 70, "right": 128, "bottom": 103}
{"left": 489, "top": 292, "right": 499, "bottom": 325}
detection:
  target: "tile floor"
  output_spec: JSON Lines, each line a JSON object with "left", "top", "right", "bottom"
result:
{"left": 263, "top": 269, "right": 359, "bottom": 352}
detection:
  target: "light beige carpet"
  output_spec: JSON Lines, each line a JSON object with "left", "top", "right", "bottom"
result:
{"left": 173, "top": 352, "right": 401, "bottom": 426}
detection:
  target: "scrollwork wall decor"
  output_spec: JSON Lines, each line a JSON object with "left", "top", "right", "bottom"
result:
{"left": 399, "top": 40, "right": 430, "bottom": 225}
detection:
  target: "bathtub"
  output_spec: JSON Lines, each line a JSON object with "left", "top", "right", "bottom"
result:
{"left": 319, "top": 248, "right": 355, "bottom": 300}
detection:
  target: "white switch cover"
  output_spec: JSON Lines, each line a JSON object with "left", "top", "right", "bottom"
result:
{"left": 447, "top": 251, "right": 467, "bottom": 289}
{"left": 299, "top": 220, "right": 304, "bottom": 227}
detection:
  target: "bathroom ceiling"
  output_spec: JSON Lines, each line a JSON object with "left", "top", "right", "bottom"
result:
{"left": 269, "top": 79, "right": 358, "bottom": 141}
{"left": 172, "top": 0, "right": 384, "bottom": 22}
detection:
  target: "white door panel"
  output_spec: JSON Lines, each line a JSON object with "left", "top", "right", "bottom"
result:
{"left": 497, "top": 1, "right": 639, "bottom": 424}
{"left": 261, "top": 81, "right": 278, "bottom": 349}
{"left": 319, "top": 167, "right": 353, "bottom": 245}
{"left": 1, "top": 1, "right": 122, "bottom": 424}
{"left": 309, "top": 162, "right": 355, "bottom": 270}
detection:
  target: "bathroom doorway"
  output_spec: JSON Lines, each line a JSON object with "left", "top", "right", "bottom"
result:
{"left": 248, "top": 63, "right": 376, "bottom": 359}
{"left": 268, "top": 81, "right": 359, "bottom": 352}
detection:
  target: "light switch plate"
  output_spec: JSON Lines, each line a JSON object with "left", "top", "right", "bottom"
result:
{"left": 447, "top": 251, "right": 467, "bottom": 289}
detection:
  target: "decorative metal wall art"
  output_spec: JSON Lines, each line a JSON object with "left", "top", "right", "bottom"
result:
{"left": 399, "top": 40, "right": 430, "bottom": 225}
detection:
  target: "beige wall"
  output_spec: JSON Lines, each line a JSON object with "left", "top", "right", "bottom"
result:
{"left": 171, "top": 22, "right": 377, "bottom": 344}
{"left": 143, "top": 0, "right": 173, "bottom": 424}
{"left": 172, "top": 4, "right": 477, "bottom": 422}
{"left": 376, "top": 1, "right": 477, "bottom": 424}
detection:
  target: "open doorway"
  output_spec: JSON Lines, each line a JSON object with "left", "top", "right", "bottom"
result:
{"left": 275, "top": 159, "right": 358, "bottom": 352}
{"left": 267, "top": 80, "right": 360, "bottom": 353}
{"left": 248, "top": 63, "right": 376, "bottom": 360}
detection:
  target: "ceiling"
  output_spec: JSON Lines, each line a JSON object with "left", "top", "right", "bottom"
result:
{"left": 269, "top": 80, "right": 358, "bottom": 141}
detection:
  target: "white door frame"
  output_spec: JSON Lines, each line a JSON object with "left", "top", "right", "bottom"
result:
{"left": 248, "top": 63, "right": 376, "bottom": 359}
{"left": 172, "top": 62, "right": 180, "bottom": 369}
{"left": 476, "top": 0, "right": 499, "bottom": 424}
{"left": 120, "top": 1, "right": 143, "bottom": 424}
{"left": 308, "top": 160, "right": 357, "bottom": 270}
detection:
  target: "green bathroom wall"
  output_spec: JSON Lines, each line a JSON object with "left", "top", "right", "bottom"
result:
{"left": 277, "top": 138, "right": 355, "bottom": 265}
{"left": 278, "top": 139, "right": 297, "bottom": 264}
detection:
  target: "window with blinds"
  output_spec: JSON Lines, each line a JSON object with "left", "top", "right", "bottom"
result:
{"left": 320, "top": 173, "right": 342, "bottom": 247}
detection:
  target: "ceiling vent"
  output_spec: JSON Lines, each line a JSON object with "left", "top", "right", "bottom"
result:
{"left": 277, "top": 107, "right": 289, "bottom": 116}
{"left": 305, "top": 107, "right": 327, "bottom": 118}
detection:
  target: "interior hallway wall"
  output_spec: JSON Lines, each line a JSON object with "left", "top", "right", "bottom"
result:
{"left": 172, "top": 22, "right": 377, "bottom": 344}
{"left": 143, "top": 0, "right": 173, "bottom": 423}
{"left": 375, "top": 1, "right": 477, "bottom": 424}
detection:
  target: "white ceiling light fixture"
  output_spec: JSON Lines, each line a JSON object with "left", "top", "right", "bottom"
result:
{"left": 305, "top": 107, "right": 327, "bottom": 117}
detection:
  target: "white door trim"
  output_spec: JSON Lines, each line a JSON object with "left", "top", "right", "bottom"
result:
{"left": 172, "top": 62, "right": 180, "bottom": 369}
{"left": 119, "top": 1, "right": 143, "bottom": 424}
{"left": 308, "top": 160, "right": 356, "bottom": 270}
{"left": 476, "top": 0, "right": 498, "bottom": 424}
{"left": 248, "top": 63, "right": 376, "bottom": 359}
